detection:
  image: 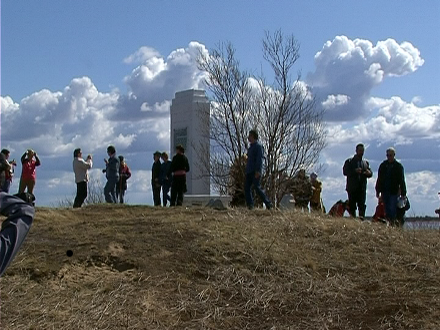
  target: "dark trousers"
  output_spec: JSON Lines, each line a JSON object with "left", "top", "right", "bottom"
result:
{"left": 115, "top": 187, "right": 126, "bottom": 204}
{"left": 170, "top": 176, "right": 186, "bottom": 206}
{"left": 162, "top": 182, "right": 171, "bottom": 206}
{"left": 347, "top": 189, "right": 366, "bottom": 218}
{"left": 73, "top": 181, "right": 87, "bottom": 208}
{"left": 244, "top": 172, "right": 272, "bottom": 209}
{"left": 152, "top": 184, "right": 161, "bottom": 206}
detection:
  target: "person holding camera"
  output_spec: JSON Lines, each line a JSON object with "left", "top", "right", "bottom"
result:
{"left": 18, "top": 149, "right": 41, "bottom": 195}
{"left": 343, "top": 143, "right": 373, "bottom": 219}
{"left": 73, "top": 148, "right": 93, "bottom": 208}
{"left": 0, "top": 149, "right": 17, "bottom": 193}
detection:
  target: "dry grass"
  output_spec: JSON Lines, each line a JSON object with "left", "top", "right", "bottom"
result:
{"left": 1, "top": 205, "right": 439, "bottom": 329}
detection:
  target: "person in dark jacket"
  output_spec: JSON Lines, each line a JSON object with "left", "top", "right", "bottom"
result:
{"left": 375, "top": 147, "right": 407, "bottom": 224}
{"left": 1, "top": 191, "right": 34, "bottom": 277}
{"left": 151, "top": 151, "right": 162, "bottom": 206}
{"left": 103, "top": 145, "right": 119, "bottom": 203}
{"left": 160, "top": 152, "right": 172, "bottom": 207}
{"left": 0, "top": 149, "right": 16, "bottom": 193}
{"left": 343, "top": 143, "right": 373, "bottom": 219}
{"left": 244, "top": 129, "right": 273, "bottom": 210}
{"left": 168, "top": 145, "right": 190, "bottom": 206}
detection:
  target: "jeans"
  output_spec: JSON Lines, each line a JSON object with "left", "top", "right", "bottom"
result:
{"left": 244, "top": 172, "right": 272, "bottom": 209}
{"left": 162, "top": 182, "right": 171, "bottom": 206}
{"left": 104, "top": 177, "right": 118, "bottom": 203}
{"left": 382, "top": 192, "right": 398, "bottom": 220}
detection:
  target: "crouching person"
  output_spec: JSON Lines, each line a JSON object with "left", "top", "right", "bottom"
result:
{"left": 1, "top": 192, "right": 35, "bottom": 276}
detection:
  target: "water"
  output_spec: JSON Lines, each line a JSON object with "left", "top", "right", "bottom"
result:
{"left": 403, "top": 219, "right": 440, "bottom": 230}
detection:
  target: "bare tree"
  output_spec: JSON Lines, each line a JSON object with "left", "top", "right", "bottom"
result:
{"left": 197, "top": 30, "right": 326, "bottom": 207}
{"left": 256, "top": 30, "right": 326, "bottom": 205}
{"left": 197, "top": 42, "right": 254, "bottom": 196}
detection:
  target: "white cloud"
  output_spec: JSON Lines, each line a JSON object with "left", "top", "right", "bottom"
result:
{"left": 123, "top": 41, "right": 209, "bottom": 105}
{"left": 307, "top": 36, "right": 424, "bottom": 121}
{"left": 123, "top": 46, "right": 161, "bottom": 64}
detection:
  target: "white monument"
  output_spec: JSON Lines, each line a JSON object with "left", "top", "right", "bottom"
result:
{"left": 170, "top": 89, "right": 210, "bottom": 195}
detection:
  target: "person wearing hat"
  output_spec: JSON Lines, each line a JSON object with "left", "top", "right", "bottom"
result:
{"left": 168, "top": 144, "right": 190, "bottom": 206}
{"left": 309, "top": 172, "right": 324, "bottom": 213}
{"left": 18, "top": 149, "right": 41, "bottom": 195}
{"left": 375, "top": 147, "right": 407, "bottom": 225}
{"left": 290, "top": 169, "right": 312, "bottom": 211}
{"left": 151, "top": 151, "right": 162, "bottom": 206}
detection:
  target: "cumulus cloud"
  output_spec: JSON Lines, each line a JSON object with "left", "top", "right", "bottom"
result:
{"left": 123, "top": 46, "right": 161, "bottom": 64}
{"left": 0, "top": 77, "right": 132, "bottom": 155}
{"left": 307, "top": 36, "right": 424, "bottom": 121}
{"left": 1, "top": 42, "right": 210, "bottom": 158}
{"left": 116, "top": 41, "right": 209, "bottom": 121}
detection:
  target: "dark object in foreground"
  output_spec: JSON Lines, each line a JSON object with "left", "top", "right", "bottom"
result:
{"left": 0, "top": 192, "right": 35, "bottom": 276}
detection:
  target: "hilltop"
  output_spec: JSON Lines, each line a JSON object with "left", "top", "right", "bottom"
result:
{"left": 1, "top": 205, "right": 439, "bottom": 330}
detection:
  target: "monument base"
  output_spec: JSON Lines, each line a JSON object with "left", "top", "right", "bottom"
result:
{"left": 183, "top": 194, "right": 232, "bottom": 208}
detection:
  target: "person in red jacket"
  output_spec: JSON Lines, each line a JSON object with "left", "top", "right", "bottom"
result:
{"left": 116, "top": 156, "right": 132, "bottom": 204}
{"left": 18, "top": 149, "right": 41, "bottom": 195}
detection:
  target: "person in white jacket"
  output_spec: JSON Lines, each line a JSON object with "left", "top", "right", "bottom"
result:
{"left": 73, "top": 148, "right": 93, "bottom": 208}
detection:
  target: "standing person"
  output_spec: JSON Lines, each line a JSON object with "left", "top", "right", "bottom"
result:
{"left": 309, "top": 172, "right": 324, "bottom": 213}
{"left": 151, "top": 151, "right": 162, "bottom": 206}
{"left": 0, "top": 149, "right": 17, "bottom": 193}
{"left": 375, "top": 147, "right": 407, "bottom": 225}
{"left": 72, "top": 148, "right": 93, "bottom": 208}
{"left": 103, "top": 145, "right": 119, "bottom": 203}
{"left": 18, "top": 149, "right": 41, "bottom": 195}
{"left": 160, "top": 152, "right": 172, "bottom": 207}
{"left": 290, "top": 169, "right": 313, "bottom": 211}
{"left": 116, "top": 155, "right": 131, "bottom": 204}
{"left": 343, "top": 143, "right": 373, "bottom": 219}
{"left": 1, "top": 191, "right": 35, "bottom": 277}
{"left": 244, "top": 129, "right": 273, "bottom": 210}
{"left": 168, "top": 145, "right": 190, "bottom": 206}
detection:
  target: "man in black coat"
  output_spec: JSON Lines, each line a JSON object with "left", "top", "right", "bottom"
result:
{"left": 375, "top": 147, "right": 407, "bottom": 224}
{"left": 343, "top": 143, "right": 373, "bottom": 219}
{"left": 168, "top": 145, "right": 190, "bottom": 206}
{"left": 151, "top": 151, "right": 162, "bottom": 206}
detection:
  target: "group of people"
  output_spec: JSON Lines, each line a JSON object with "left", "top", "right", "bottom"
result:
{"left": 0, "top": 148, "right": 41, "bottom": 197}
{"left": 73, "top": 145, "right": 132, "bottom": 207}
{"left": 245, "top": 139, "right": 408, "bottom": 226}
{"left": 342, "top": 143, "right": 407, "bottom": 225}
{"left": 151, "top": 144, "right": 190, "bottom": 207}
{"left": 72, "top": 144, "right": 190, "bottom": 208}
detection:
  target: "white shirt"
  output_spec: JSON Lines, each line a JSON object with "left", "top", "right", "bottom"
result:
{"left": 73, "top": 157, "right": 93, "bottom": 183}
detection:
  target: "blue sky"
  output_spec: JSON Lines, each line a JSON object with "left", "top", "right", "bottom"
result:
{"left": 1, "top": 1, "right": 440, "bottom": 215}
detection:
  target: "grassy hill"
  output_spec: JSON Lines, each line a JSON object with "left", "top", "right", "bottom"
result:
{"left": 1, "top": 205, "right": 439, "bottom": 329}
